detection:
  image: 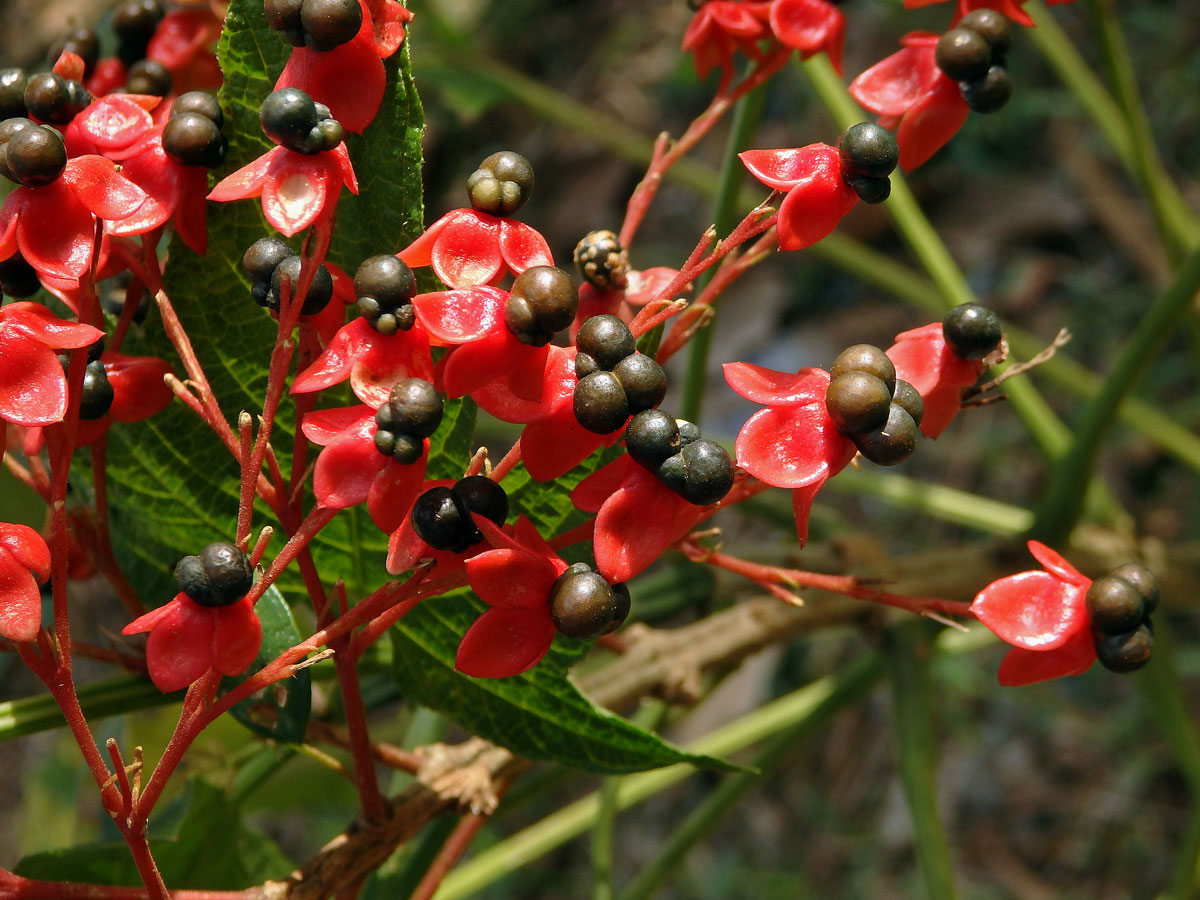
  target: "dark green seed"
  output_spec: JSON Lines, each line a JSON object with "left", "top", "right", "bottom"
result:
{"left": 79, "top": 360, "right": 114, "bottom": 420}
{"left": 614, "top": 352, "right": 667, "bottom": 413}
{"left": 171, "top": 91, "right": 224, "bottom": 128}
{"left": 466, "top": 150, "right": 534, "bottom": 216}
{"left": 935, "top": 27, "right": 992, "bottom": 82}
{"left": 506, "top": 265, "right": 577, "bottom": 342}
{"left": 162, "top": 112, "right": 225, "bottom": 168}
{"left": 625, "top": 409, "right": 681, "bottom": 470}
{"left": 174, "top": 554, "right": 211, "bottom": 603}
{"left": 891, "top": 379, "right": 924, "bottom": 428}
{"left": 829, "top": 344, "right": 896, "bottom": 391}
{"left": 269, "top": 255, "right": 334, "bottom": 315}
{"left": 243, "top": 237, "right": 294, "bottom": 285}
{"left": 301, "top": 0, "right": 364, "bottom": 50}
{"left": 574, "top": 371, "right": 630, "bottom": 434}
{"left": 264, "top": 0, "right": 305, "bottom": 40}
{"left": 354, "top": 255, "right": 416, "bottom": 309}
{"left": 1107, "top": 563, "right": 1159, "bottom": 616}
{"left": 846, "top": 174, "right": 890, "bottom": 204}
{"left": 453, "top": 475, "right": 508, "bottom": 528}
{"left": 1085, "top": 575, "right": 1145, "bottom": 635}
{"left": 1095, "top": 624, "right": 1153, "bottom": 674}
{"left": 961, "top": 65, "right": 1012, "bottom": 115}
{"left": 382, "top": 377, "right": 443, "bottom": 438}
{"left": 126, "top": 59, "right": 172, "bottom": 96}
{"left": 199, "top": 541, "right": 254, "bottom": 606}
{"left": 5, "top": 125, "right": 66, "bottom": 187}
{"left": 412, "top": 486, "right": 471, "bottom": 551}
{"left": 549, "top": 566, "right": 624, "bottom": 639}
{"left": 959, "top": 9, "right": 1011, "bottom": 57}
{"left": 838, "top": 122, "right": 899, "bottom": 179}
{"left": 825, "top": 371, "right": 892, "bottom": 435}
{"left": 575, "top": 352, "right": 599, "bottom": 379}
{"left": 0, "top": 68, "right": 27, "bottom": 119}
{"left": 576, "top": 314, "right": 635, "bottom": 370}
{"left": 943, "top": 302, "right": 1002, "bottom": 359}
{"left": 852, "top": 404, "right": 918, "bottom": 466}
{"left": 674, "top": 439, "right": 734, "bottom": 506}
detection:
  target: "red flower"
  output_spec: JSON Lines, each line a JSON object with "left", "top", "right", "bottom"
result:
{"left": 63, "top": 93, "right": 161, "bottom": 159}
{"left": 413, "top": 285, "right": 554, "bottom": 401}
{"left": 291, "top": 316, "right": 433, "bottom": 408}
{"left": 398, "top": 208, "right": 552, "bottom": 289}
{"left": 682, "top": 1, "right": 772, "bottom": 81}
{"left": 572, "top": 455, "right": 719, "bottom": 584}
{"left": 724, "top": 362, "right": 857, "bottom": 544}
{"left": 885, "top": 322, "right": 983, "bottom": 438}
{"left": 208, "top": 144, "right": 358, "bottom": 238}
{"left": 300, "top": 405, "right": 427, "bottom": 533}
{"left": 0, "top": 523, "right": 51, "bottom": 642}
{"left": 0, "top": 303, "right": 104, "bottom": 426}
{"left": 903, "top": 0, "right": 1074, "bottom": 28}
{"left": 123, "top": 592, "right": 263, "bottom": 693}
{"left": 146, "top": 6, "right": 223, "bottom": 93}
{"left": 109, "top": 139, "right": 212, "bottom": 253}
{"left": 73, "top": 352, "right": 175, "bottom": 447}
{"left": 455, "top": 517, "right": 568, "bottom": 678}
{"left": 385, "top": 479, "right": 504, "bottom": 575}
{"left": 971, "top": 540, "right": 1096, "bottom": 686}
{"left": 848, "top": 32, "right": 967, "bottom": 172}
{"left": 275, "top": 0, "right": 413, "bottom": 133}
{"left": 0, "top": 156, "right": 148, "bottom": 282}
{"left": 739, "top": 143, "right": 858, "bottom": 251}
{"left": 768, "top": 0, "right": 845, "bottom": 75}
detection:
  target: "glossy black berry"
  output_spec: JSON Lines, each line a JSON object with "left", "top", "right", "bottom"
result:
{"left": 24, "top": 72, "right": 88, "bottom": 125}
{"left": 852, "top": 403, "right": 918, "bottom": 466}
{"left": 78, "top": 360, "right": 114, "bottom": 420}
{"left": 846, "top": 174, "right": 891, "bottom": 204}
{"left": 935, "top": 27, "right": 991, "bottom": 82}
{"left": 625, "top": 409, "right": 681, "bottom": 470}
{"left": 101, "top": 284, "right": 151, "bottom": 323}
{"left": 573, "top": 229, "right": 629, "bottom": 290}
{"left": 4, "top": 125, "right": 67, "bottom": 187}
{"left": 576, "top": 314, "right": 636, "bottom": 371}
{"left": 51, "top": 28, "right": 100, "bottom": 76}
{"left": 961, "top": 65, "right": 1012, "bottom": 115}
{"left": 453, "top": 476, "right": 509, "bottom": 529}
{"left": 373, "top": 429, "right": 423, "bottom": 464}
{"left": 126, "top": 59, "right": 172, "bottom": 97}
{"left": 377, "top": 378, "right": 443, "bottom": 438}
{"left": 658, "top": 439, "right": 734, "bottom": 506}
{"left": 838, "top": 123, "right": 899, "bottom": 179}
{"left": 268, "top": 255, "right": 334, "bottom": 315}
{"left": 87, "top": 337, "right": 106, "bottom": 363}
{"left": 943, "top": 302, "right": 1002, "bottom": 359}
{"left": 1095, "top": 624, "right": 1153, "bottom": 674}
{"left": 505, "top": 266, "right": 578, "bottom": 345}
{"left": 0, "top": 69, "right": 27, "bottom": 119}
{"left": 549, "top": 564, "right": 628, "bottom": 639}
{"left": 301, "top": 0, "right": 364, "bottom": 50}
{"left": 825, "top": 371, "right": 892, "bottom": 435}
{"left": 180, "top": 541, "right": 255, "bottom": 607}
{"left": 412, "top": 487, "right": 470, "bottom": 551}
{"left": 959, "top": 9, "right": 1011, "bottom": 58}
{"left": 264, "top": 0, "right": 306, "bottom": 45}
{"left": 467, "top": 150, "right": 534, "bottom": 216}
{"left": 829, "top": 344, "right": 896, "bottom": 392}
{"left": 354, "top": 255, "right": 416, "bottom": 332}
{"left": 1085, "top": 575, "right": 1145, "bottom": 636}
{"left": 174, "top": 555, "right": 211, "bottom": 603}
{"left": 243, "top": 237, "right": 294, "bottom": 289}
{"left": 677, "top": 419, "right": 701, "bottom": 446}
{"left": 604, "top": 581, "right": 632, "bottom": 634}
{"left": 113, "top": 0, "right": 164, "bottom": 65}
{"left": 575, "top": 353, "right": 599, "bottom": 379}
{"left": 1107, "top": 563, "right": 1159, "bottom": 616}
{"left": 574, "top": 371, "right": 630, "bottom": 434}
{"left": 891, "top": 379, "right": 924, "bottom": 428}
{"left": 172, "top": 91, "right": 224, "bottom": 128}
{"left": 162, "top": 112, "right": 226, "bottom": 168}
{"left": 260, "top": 88, "right": 342, "bottom": 154}
{"left": 613, "top": 352, "right": 667, "bottom": 413}
{"left": 0, "top": 252, "right": 40, "bottom": 297}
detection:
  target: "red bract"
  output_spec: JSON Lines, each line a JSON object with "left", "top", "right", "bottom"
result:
{"left": 0, "top": 156, "right": 148, "bottom": 282}
{"left": 291, "top": 316, "right": 433, "bottom": 408}
{"left": 848, "top": 32, "right": 968, "bottom": 172}
{"left": 63, "top": 94, "right": 160, "bottom": 159}
{"left": 572, "top": 455, "right": 717, "bottom": 584}
{"left": 0, "top": 523, "right": 51, "bottom": 642}
{"left": 0, "top": 303, "right": 103, "bottom": 426}
{"left": 573, "top": 266, "right": 679, "bottom": 338}
{"left": 72, "top": 352, "right": 175, "bottom": 447}
{"left": 971, "top": 540, "right": 1096, "bottom": 687}
{"left": 300, "top": 405, "right": 427, "bottom": 533}
{"left": 724, "top": 362, "right": 857, "bottom": 544}
{"left": 413, "top": 285, "right": 552, "bottom": 401}
{"left": 682, "top": 1, "right": 772, "bottom": 81}
{"left": 398, "top": 209, "right": 552, "bottom": 289}
{"left": 739, "top": 143, "right": 858, "bottom": 251}
{"left": 108, "top": 139, "right": 211, "bottom": 253}
{"left": 769, "top": 0, "right": 845, "bottom": 75}
{"left": 86, "top": 58, "right": 128, "bottom": 97}
{"left": 208, "top": 144, "right": 358, "bottom": 238}
{"left": 456, "top": 517, "right": 568, "bottom": 678}
{"left": 886, "top": 322, "right": 982, "bottom": 438}
{"left": 146, "top": 6, "right": 223, "bottom": 92}
{"left": 123, "top": 593, "right": 263, "bottom": 693}
{"left": 386, "top": 480, "right": 501, "bottom": 575}
{"left": 903, "top": 0, "right": 1073, "bottom": 28}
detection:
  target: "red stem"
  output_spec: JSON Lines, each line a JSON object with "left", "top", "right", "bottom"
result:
{"left": 407, "top": 812, "right": 492, "bottom": 900}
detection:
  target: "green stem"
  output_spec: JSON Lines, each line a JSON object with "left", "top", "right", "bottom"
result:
{"left": 1030, "top": 245, "right": 1200, "bottom": 543}
{"left": 681, "top": 83, "right": 769, "bottom": 424}
{"left": 1082, "top": 0, "right": 1200, "bottom": 258}
{"left": 886, "top": 622, "right": 958, "bottom": 900}
{"left": 433, "top": 655, "right": 883, "bottom": 900}
{"left": 591, "top": 778, "right": 620, "bottom": 900}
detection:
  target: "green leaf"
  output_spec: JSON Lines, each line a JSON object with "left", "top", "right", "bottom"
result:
{"left": 221, "top": 585, "right": 311, "bottom": 743}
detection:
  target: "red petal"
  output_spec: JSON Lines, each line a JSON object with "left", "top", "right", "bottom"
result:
{"left": 366, "top": 452, "right": 427, "bottom": 533}
{"left": 740, "top": 146, "right": 825, "bottom": 191}
{"left": 455, "top": 606, "right": 557, "bottom": 678}
{"left": 499, "top": 220, "right": 554, "bottom": 273}
{"left": 313, "top": 416, "right": 388, "bottom": 508}
{"left": 106, "top": 144, "right": 180, "bottom": 238}
{"left": 276, "top": 40, "right": 384, "bottom": 134}
{"left": 848, "top": 45, "right": 930, "bottom": 116}
{"left": 5, "top": 302, "right": 104, "bottom": 349}
{"left": 0, "top": 526, "right": 48, "bottom": 642}
{"left": 896, "top": 75, "right": 969, "bottom": 172}
{"left": 260, "top": 153, "right": 335, "bottom": 237}
{"left": 473, "top": 344, "right": 574, "bottom": 425}
{"left": 0, "top": 523, "right": 51, "bottom": 579}
{"left": 102, "top": 352, "right": 173, "bottom": 422}
{"left": 996, "top": 627, "right": 1096, "bottom": 687}
{"left": 769, "top": 0, "right": 845, "bottom": 72}
{"left": 442, "top": 334, "right": 511, "bottom": 398}
{"left": 293, "top": 319, "right": 371, "bottom": 396}
{"left": 53, "top": 51, "right": 86, "bottom": 82}
{"left": 301, "top": 405, "right": 373, "bottom": 445}
{"left": 211, "top": 599, "right": 263, "bottom": 677}
{"left": 412, "top": 286, "right": 505, "bottom": 344}
{"left": 593, "top": 467, "right": 705, "bottom": 583}
{"left": 0, "top": 330, "right": 69, "bottom": 425}
{"left": 1026, "top": 540, "right": 1089, "bottom": 587}
{"left": 144, "top": 599, "right": 215, "bottom": 692}
{"left": 972, "top": 570, "right": 1087, "bottom": 650}
{"left": 507, "top": 344, "right": 553, "bottom": 403}
{"left": 62, "top": 156, "right": 147, "bottom": 221}
{"left": 13, "top": 183, "right": 98, "bottom": 280}
{"left": 350, "top": 323, "right": 434, "bottom": 407}
{"left": 723, "top": 362, "right": 829, "bottom": 405}
{"left": 398, "top": 211, "right": 460, "bottom": 269}
{"left": 364, "top": 0, "right": 414, "bottom": 56}
{"left": 887, "top": 323, "right": 981, "bottom": 438}
{"left": 571, "top": 455, "right": 638, "bottom": 514}
{"left": 171, "top": 164, "right": 210, "bottom": 254}
{"left": 431, "top": 211, "right": 504, "bottom": 287}
{"left": 72, "top": 96, "right": 156, "bottom": 156}
{"left": 790, "top": 478, "right": 828, "bottom": 545}
{"left": 624, "top": 266, "right": 678, "bottom": 306}
{"left": 122, "top": 594, "right": 185, "bottom": 635}
{"left": 520, "top": 410, "right": 616, "bottom": 482}
{"left": 208, "top": 149, "right": 276, "bottom": 201}
{"left": 466, "top": 548, "right": 559, "bottom": 609}
{"left": 735, "top": 402, "right": 856, "bottom": 489}
{"left": 774, "top": 149, "right": 859, "bottom": 250}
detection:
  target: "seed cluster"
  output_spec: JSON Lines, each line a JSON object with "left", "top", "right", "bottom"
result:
{"left": 935, "top": 9, "right": 1013, "bottom": 115}
{"left": 625, "top": 409, "right": 735, "bottom": 506}
{"left": 573, "top": 230, "right": 629, "bottom": 291}
{"left": 466, "top": 150, "right": 535, "bottom": 217}
{"left": 838, "top": 122, "right": 900, "bottom": 204}
{"left": 825, "top": 344, "right": 923, "bottom": 466}
{"left": 573, "top": 315, "right": 667, "bottom": 434}
{"left": 265, "top": 0, "right": 364, "bottom": 52}
{"left": 174, "top": 541, "right": 255, "bottom": 608}
{"left": 1087, "top": 563, "right": 1158, "bottom": 673}
{"left": 411, "top": 476, "right": 510, "bottom": 553}
{"left": 504, "top": 266, "right": 578, "bottom": 346}
{"left": 163, "top": 91, "right": 227, "bottom": 169}
{"left": 0, "top": 118, "right": 67, "bottom": 187}
{"left": 373, "top": 378, "right": 443, "bottom": 464}
{"left": 260, "top": 87, "right": 344, "bottom": 155}
{"left": 242, "top": 237, "right": 335, "bottom": 315}
{"left": 354, "top": 255, "right": 418, "bottom": 334}
{"left": 113, "top": 0, "right": 165, "bottom": 67}
{"left": 548, "top": 562, "right": 631, "bottom": 639}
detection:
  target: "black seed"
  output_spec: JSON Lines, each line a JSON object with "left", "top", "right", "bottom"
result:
{"left": 959, "top": 9, "right": 1011, "bottom": 57}
{"left": 573, "top": 229, "right": 629, "bottom": 290}
{"left": 0, "top": 252, "right": 40, "bottom": 297}
{"left": 549, "top": 566, "right": 624, "bottom": 639}
{"left": 79, "top": 360, "right": 114, "bottom": 420}
{"left": 943, "top": 302, "right": 1002, "bottom": 359}
{"left": 603, "top": 581, "right": 631, "bottom": 634}
{"left": 676, "top": 419, "right": 701, "bottom": 445}
{"left": 576, "top": 314, "right": 635, "bottom": 370}
{"left": 453, "top": 475, "right": 509, "bottom": 529}
{"left": 961, "top": 65, "right": 1012, "bottom": 115}
{"left": 390, "top": 433, "right": 423, "bottom": 464}
{"left": 5, "top": 125, "right": 67, "bottom": 187}
{"left": 174, "top": 555, "right": 211, "bottom": 603}
{"left": 381, "top": 377, "right": 443, "bottom": 438}
{"left": 936, "top": 27, "right": 991, "bottom": 82}
{"left": 113, "top": 0, "right": 164, "bottom": 65}
{"left": 0, "top": 68, "right": 27, "bottom": 120}
{"left": 412, "top": 487, "right": 471, "bottom": 551}
{"left": 838, "top": 122, "right": 899, "bottom": 179}
{"left": 826, "top": 371, "right": 892, "bottom": 435}
{"left": 171, "top": 91, "right": 223, "bottom": 128}
{"left": 1086, "top": 575, "right": 1145, "bottom": 635}
{"left": 575, "top": 352, "right": 599, "bottom": 379}
{"left": 301, "top": 0, "right": 364, "bottom": 50}
{"left": 614, "top": 352, "right": 667, "bottom": 413}
{"left": 891, "top": 379, "right": 924, "bottom": 428}
{"left": 505, "top": 266, "right": 577, "bottom": 343}
{"left": 625, "top": 409, "right": 681, "bottom": 470}
{"left": 260, "top": 88, "right": 322, "bottom": 154}
{"left": 126, "top": 59, "right": 172, "bottom": 97}
{"left": 24, "top": 73, "right": 78, "bottom": 125}
{"left": 198, "top": 541, "right": 254, "bottom": 606}
{"left": 373, "top": 427, "right": 397, "bottom": 457}
{"left": 847, "top": 174, "right": 891, "bottom": 204}
{"left": 829, "top": 344, "right": 896, "bottom": 391}
{"left": 466, "top": 150, "right": 534, "bottom": 216}
{"left": 675, "top": 439, "right": 734, "bottom": 506}
{"left": 265, "top": 0, "right": 305, "bottom": 40}
{"left": 852, "top": 404, "right": 918, "bottom": 466}
{"left": 1107, "top": 563, "right": 1159, "bottom": 616}
{"left": 354, "top": 255, "right": 416, "bottom": 309}
{"left": 87, "top": 336, "right": 105, "bottom": 363}
{"left": 269, "top": 255, "right": 334, "bottom": 315}
{"left": 51, "top": 27, "right": 100, "bottom": 76}
{"left": 1095, "top": 624, "right": 1153, "bottom": 674}
{"left": 243, "top": 237, "right": 294, "bottom": 285}
{"left": 162, "top": 112, "right": 226, "bottom": 168}
{"left": 574, "top": 371, "right": 630, "bottom": 434}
